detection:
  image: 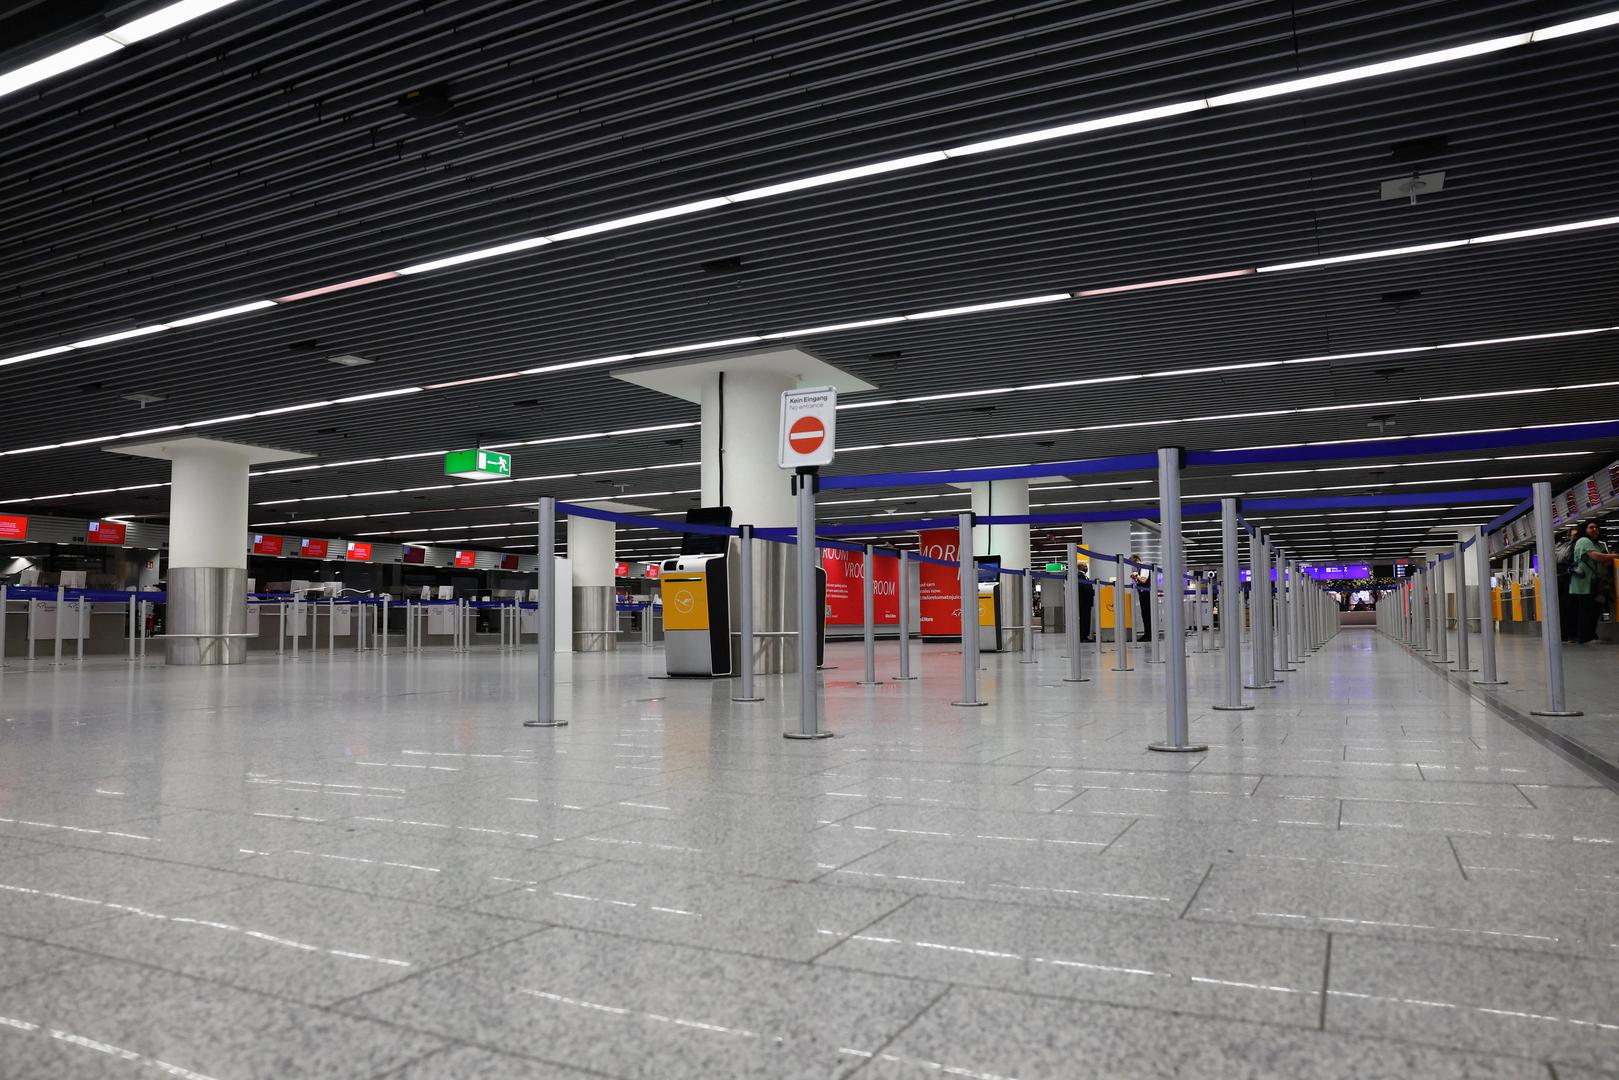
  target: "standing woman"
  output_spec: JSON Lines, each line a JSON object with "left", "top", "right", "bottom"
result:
{"left": 1568, "top": 520, "right": 1616, "bottom": 645}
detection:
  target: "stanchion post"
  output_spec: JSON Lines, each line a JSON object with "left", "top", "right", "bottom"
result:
{"left": 1434, "top": 557, "right": 1450, "bottom": 664}
{"left": 1064, "top": 544, "right": 1088, "bottom": 683}
{"left": 1453, "top": 542, "right": 1472, "bottom": 672}
{"left": 787, "top": 469, "right": 832, "bottom": 737}
{"left": 1146, "top": 564, "right": 1166, "bottom": 664}
{"left": 526, "top": 496, "right": 565, "bottom": 728}
{"left": 53, "top": 585, "right": 64, "bottom": 664}
{"left": 1274, "top": 552, "right": 1293, "bottom": 672}
{"left": 1529, "top": 481, "right": 1581, "bottom": 717}
{"left": 0, "top": 585, "right": 7, "bottom": 668}
{"left": 1150, "top": 447, "right": 1205, "bottom": 753}
{"left": 895, "top": 549, "right": 916, "bottom": 680}
{"left": 1246, "top": 531, "right": 1273, "bottom": 688}
{"left": 733, "top": 525, "right": 763, "bottom": 702}
{"left": 1473, "top": 527, "right": 1505, "bottom": 685}
{"left": 1112, "top": 565, "right": 1131, "bottom": 672}
{"left": 127, "top": 594, "right": 137, "bottom": 663}
{"left": 952, "top": 511, "right": 985, "bottom": 707}
{"left": 1020, "top": 567, "right": 1036, "bottom": 664}
{"left": 1092, "top": 574, "right": 1104, "bottom": 670}
{"left": 1214, "top": 498, "right": 1251, "bottom": 711}
{"left": 858, "top": 544, "right": 879, "bottom": 685}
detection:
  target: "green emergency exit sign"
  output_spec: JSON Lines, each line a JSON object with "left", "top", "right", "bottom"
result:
{"left": 445, "top": 448, "right": 513, "bottom": 480}
{"left": 1046, "top": 562, "right": 1066, "bottom": 573}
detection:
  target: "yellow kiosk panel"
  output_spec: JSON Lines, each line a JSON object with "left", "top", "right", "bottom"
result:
{"left": 661, "top": 572, "right": 711, "bottom": 631}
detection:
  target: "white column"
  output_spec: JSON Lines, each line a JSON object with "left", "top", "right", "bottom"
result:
{"left": 569, "top": 516, "right": 617, "bottom": 588}
{"left": 700, "top": 370, "right": 798, "bottom": 529}
{"left": 108, "top": 437, "right": 310, "bottom": 665}
{"left": 969, "top": 479, "right": 1030, "bottom": 570}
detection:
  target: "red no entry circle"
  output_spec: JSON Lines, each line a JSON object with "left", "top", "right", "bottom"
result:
{"left": 788, "top": 415, "right": 826, "bottom": 454}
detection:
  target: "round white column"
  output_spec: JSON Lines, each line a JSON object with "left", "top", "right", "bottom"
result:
{"left": 969, "top": 479, "right": 1030, "bottom": 570}
{"left": 699, "top": 370, "right": 797, "bottom": 529}
{"left": 169, "top": 449, "right": 250, "bottom": 570}
{"left": 568, "top": 514, "right": 618, "bottom": 652}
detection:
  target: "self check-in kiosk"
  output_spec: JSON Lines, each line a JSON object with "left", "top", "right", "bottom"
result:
{"left": 661, "top": 507, "right": 733, "bottom": 677}
{"left": 976, "top": 581, "right": 1002, "bottom": 652}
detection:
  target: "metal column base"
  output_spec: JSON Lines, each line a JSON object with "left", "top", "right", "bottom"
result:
{"left": 1149, "top": 742, "right": 1208, "bottom": 753}
{"left": 951, "top": 700, "right": 989, "bottom": 707}
{"left": 731, "top": 695, "right": 764, "bottom": 702}
{"left": 891, "top": 675, "right": 918, "bottom": 681}
{"left": 1472, "top": 679, "right": 1508, "bottom": 686}
{"left": 1244, "top": 682, "right": 1276, "bottom": 689}
{"left": 784, "top": 731, "right": 834, "bottom": 740}
{"left": 524, "top": 719, "right": 569, "bottom": 728}
{"left": 1530, "top": 709, "right": 1584, "bottom": 717}
{"left": 1211, "top": 704, "right": 1254, "bottom": 711}
{"left": 1062, "top": 675, "right": 1090, "bottom": 683}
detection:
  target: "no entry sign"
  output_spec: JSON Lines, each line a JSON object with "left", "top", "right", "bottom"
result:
{"left": 778, "top": 386, "right": 837, "bottom": 468}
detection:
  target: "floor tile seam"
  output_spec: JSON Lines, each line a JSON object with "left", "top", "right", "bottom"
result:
{"left": 10, "top": 878, "right": 267, "bottom": 939}
{"left": 323, "top": 923, "right": 564, "bottom": 1014}
{"left": 810, "top": 838, "right": 900, "bottom": 884}
{"left": 445, "top": 859, "right": 617, "bottom": 911}
{"left": 841, "top": 982, "right": 957, "bottom": 1079}
{"left": 1177, "top": 863, "right": 1215, "bottom": 920}
{"left": 21, "top": 839, "right": 567, "bottom": 924}
{"left": 809, "top": 961, "right": 1337, "bottom": 1038}
{"left": 1178, "top": 906, "right": 1619, "bottom": 967}
{"left": 368, "top": 1039, "right": 626, "bottom": 1080}
{"left": 804, "top": 894, "right": 920, "bottom": 965}
{"left": 1445, "top": 835, "right": 1471, "bottom": 881}
{"left": 1094, "top": 817, "right": 1140, "bottom": 855}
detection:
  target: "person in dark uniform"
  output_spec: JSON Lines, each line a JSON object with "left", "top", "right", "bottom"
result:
{"left": 1132, "top": 561, "right": 1154, "bottom": 642}
{"left": 1077, "top": 559, "right": 1096, "bottom": 641}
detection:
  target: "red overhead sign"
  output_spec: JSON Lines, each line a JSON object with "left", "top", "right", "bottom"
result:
{"left": 615, "top": 562, "right": 629, "bottom": 578}
{"left": 301, "top": 538, "right": 329, "bottom": 559}
{"left": 822, "top": 547, "right": 900, "bottom": 626}
{"left": 645, "top": 562, "right": 661, "bottom": 579}
{"left": 918, "top": 528, "right": 962, "bottom": 637}
{"left": 345, "top": 542, "right": 372, "bottom": 561}
{"left": 0, "top": 514, "right": 27, "bottom": 540}
{"left": 453, "top": 550, "right": 476, "bottom": 568}
{"left": 252, "top": 534, "right": 284, "bottom": 556}
{"left": 500, "top": 554, "right": 520, "bottom": 570}
{"left": 87, "top": 521, "right": 126, "bottom": 545}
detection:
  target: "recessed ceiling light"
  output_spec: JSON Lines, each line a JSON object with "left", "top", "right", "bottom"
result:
{"left": 327, "top": 354, "right": 374, "bottom": 368}
{"left": 120, "top": 392, "right": 167, "bottom": 406}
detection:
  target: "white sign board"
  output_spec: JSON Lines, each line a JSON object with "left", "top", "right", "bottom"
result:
{"left": 778, "top": 385, "right": 837, "bottom": 469}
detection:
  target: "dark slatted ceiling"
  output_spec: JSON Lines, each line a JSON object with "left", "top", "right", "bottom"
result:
{"left": 2, "top": 0, "right": 1618, "bottom": 565}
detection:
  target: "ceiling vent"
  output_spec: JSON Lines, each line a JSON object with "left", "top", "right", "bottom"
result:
{"left": 327, "top": 354, "right": 373, "bottom": 367}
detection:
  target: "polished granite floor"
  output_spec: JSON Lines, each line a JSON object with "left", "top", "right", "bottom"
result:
{"left": 1425, "top": 621, "right": 1619, "bottom": 769}
{"left": 0, "top": 627, "right": 1616, "bottom": 1079}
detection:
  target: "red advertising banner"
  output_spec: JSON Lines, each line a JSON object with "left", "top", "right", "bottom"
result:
{"left": 918, "top": 528, "right": 961, "bottom": 636}
{"left": 821, "top": 547, "right": 900, "bottom": 625}
{"left": 301, "top": 538, "right": 329, "bottom": 559}
{"left": 345, "top": 542, "right": 372, "bottom": 561}
{"left": 0, "top": 514, "right": 27, "bottom": 540}
{"left": 500, "top": 554, "right": 520, "bottom": 570}
{"left": 453, "top": 550, "right": 476, "bottom": 568}
{"left": 87, "top": 521, "right": 126, "bottom": 544}
{"left": 645, "top": 562, "right": 661, "bottom": 579}
{"left": 614, "top": 562, "right": 629, "bottom": 578}
{"left": 252, "top": 534, "right": 283, "bottom": 556}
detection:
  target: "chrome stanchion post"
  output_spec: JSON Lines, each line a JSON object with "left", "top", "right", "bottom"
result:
{"left": 952, "top": 511, "right": 985, "bottom": 707}
{"left": 1473, "top": 527, "right": 1506, "bottom": 685}
{"left": 1093, "top": 572, "right": 1104, "bottom": 670}
{"left": 1434, "top": 557, "right": 1450, "bottom": 665}
{"left": 1214, "top": 497, "right": 1251, "bottom": 711}
{"left": 1151, "top": 447, "right": 1205, "bottom": 753}
{"left": 527, "top": 496, "right": 564, "bottom": 727}
{"left": 895, "top": 549, "right": 915, "bottom": 680}
{"left": 1274, "top": 553, "right": 1293, "bottom": 673}
{"left": 1453, "top": 543, "right": 1472, "bottom": 673}
{"left": 1246, "top": 529, "right": 1270, "bottom": 688}
{"left": 1064, "top": 544, "right": 1088, "bottom": 683}
{"left": 53, "top": 585, "right": 64, "bottom": 665}
{"left": 787, "top": 469, "right": 832, "bottom": 737}
{"left": 858, "top": 544, "right": 879, "bottom": 685}
{"left": 1112, "top": 564, "right": 1131, "bottom": 672}
{"left": 27, "top": 598, "right": 36, "bottom": 663}
{"left": 1529, "top": 481, "right": 1581, "bottom": 717}
{"left": 1016, "top": 569, "right": 1035, "bottom": 662}
{"left": 75, "top": 595, "right": 85, "bottom": 661}
{"left": 328, "top": 597, "right": 336, "bottom": 656}
{"left": 127, "top": 594, "right": 137, "bottom": 663}
{"left": 733, "top": 525, "right": 763, "bottom": 702}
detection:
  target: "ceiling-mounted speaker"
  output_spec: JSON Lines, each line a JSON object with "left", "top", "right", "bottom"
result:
{"left": 398, "top": 83, "right": 454, "bottom": 122}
